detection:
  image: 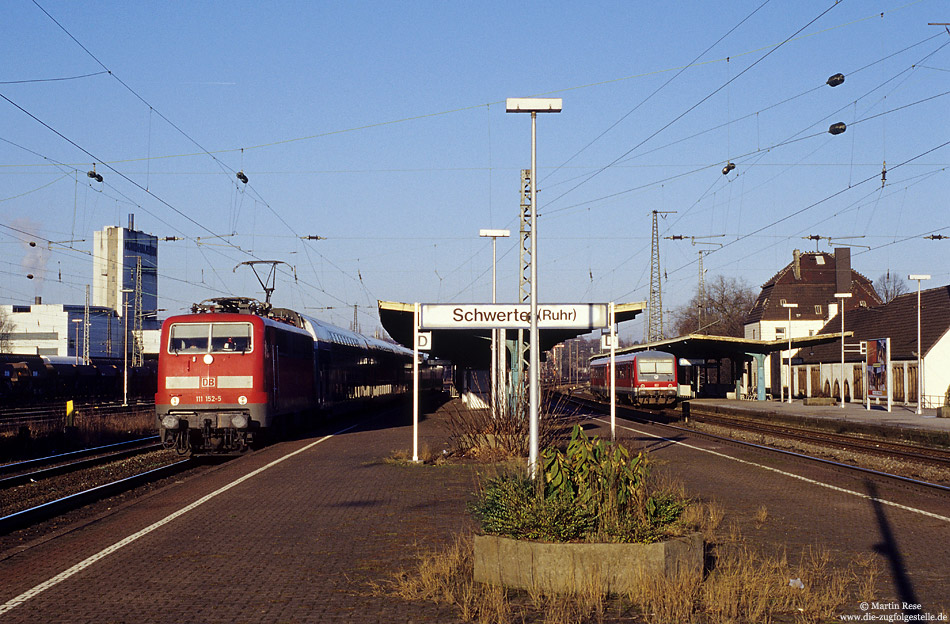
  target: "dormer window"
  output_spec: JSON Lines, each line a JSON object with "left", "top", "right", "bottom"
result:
{"left": 815, "top": 305, "right": 822, "bottom": 315}
{"left": 779, "top": 298, "right": 787, "bottom": 306}
{"left": 815, "top": 256, "right": 825, "bottom": 265}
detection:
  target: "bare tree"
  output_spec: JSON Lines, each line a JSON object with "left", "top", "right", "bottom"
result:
{"left": 0, "top": 308, "right": 11, "bottom": 353}
{"left": 670, "top": 275, "right": 757, "bottom": 338}
{"left": 874, "top": 272, "right": 909, "bottom": 304}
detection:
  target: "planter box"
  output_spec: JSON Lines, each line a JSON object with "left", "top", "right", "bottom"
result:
{"left": 937, "top": 406, "right": 950, "bottom": 419}
{"left": 473, "top": 532, "right": 703, "bottom": 594}
{"left": 804, "top": 397, "right": 836, "bottom": 406}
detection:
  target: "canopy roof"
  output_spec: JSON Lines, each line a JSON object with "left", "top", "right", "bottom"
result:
{"left": 378, "top": 300, "right": 645, "bottom": 368}
{"left": 590, "top": 332, "right": 849, "bottom": 364}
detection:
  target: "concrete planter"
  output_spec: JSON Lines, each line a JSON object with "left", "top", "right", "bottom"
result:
{"left": 937, "top": 406, "right": 950, "bottom": 418}
{"left": 473, "top": 532, "right": 703, "bottom": 594}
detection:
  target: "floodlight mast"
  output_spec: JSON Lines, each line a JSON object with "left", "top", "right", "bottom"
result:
{"left": 234, "top": 260, "right": 295, "bottom": 305}
{"left": 506, "top": 97, "right": 561, "bottom": 479}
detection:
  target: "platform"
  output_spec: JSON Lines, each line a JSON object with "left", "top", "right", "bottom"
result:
{"left": 1, "top": 400, "right": 948, "bottom": 621}
{"left": 684, "top": 397, "right": 950, "bottom": 446}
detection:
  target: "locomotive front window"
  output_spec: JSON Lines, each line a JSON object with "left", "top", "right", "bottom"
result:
{"left": 638, "top": 360, "right": 675, "bottom": 375}
{"left": 169, "top": 323, "right": 210, "bottom": 353}
{"left": 168, "top": 322, "right": 253, "bottom": 354}
{"left": 211, "top": 323, "right": 252, "bottom": 353}
{"left": 655, "top": 361, "right": 674, "bottom": 375}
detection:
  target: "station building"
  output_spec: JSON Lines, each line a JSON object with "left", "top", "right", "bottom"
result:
{"left": 794, "top": 285, "right": 950, "bottom": 409}
{"left": 743, "top": 249, "right": 881, "bottom": 398}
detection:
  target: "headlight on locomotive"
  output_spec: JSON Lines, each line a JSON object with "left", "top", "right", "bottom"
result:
{"left": 162, "top": 414, "right": 181, "bottom": 430}
{"left": 230, "top": 413, "right": 249, "bottom": 429}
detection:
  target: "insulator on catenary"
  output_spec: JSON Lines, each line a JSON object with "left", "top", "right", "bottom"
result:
{"left": 721, "top": 162, "right": 735, "bottom": 175}
{"left": 236, "top": 171, "right": 249, "bottom": 184}
{"left": 828, "top": 122, "right": 847, "bottom": 135}
{"left": 827, "top": 73, "right": 845, "bottom": 87}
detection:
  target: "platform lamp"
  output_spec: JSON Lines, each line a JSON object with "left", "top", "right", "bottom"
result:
{"left": 908, "top": 274, "right": 931, "bottom": 414}
{"left": 780, "top": 303, "right": 797, "bottom": 403}
{"left": 122, "top": 288, "right": 134, "bottom": 406}
{"left": 834, "top": 293, "right": 852, "bottom": 407}
{"left": 506, "top": 97, "right": 561, "bottom": 478}
{"left": 479, "top": 229, "right": 510, "bottom": 418}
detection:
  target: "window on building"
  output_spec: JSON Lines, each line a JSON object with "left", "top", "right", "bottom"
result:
{"left": 815, "top": 305, "right": 822, "bottom": 315}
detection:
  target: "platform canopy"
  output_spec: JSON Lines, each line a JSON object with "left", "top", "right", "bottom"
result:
{"left": 378, "top": 300, "right": 646, "bottom": 369}
{"left": 589, "top": 331, "right": 851, "bottom": 365}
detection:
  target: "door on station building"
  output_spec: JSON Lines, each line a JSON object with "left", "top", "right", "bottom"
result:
{"left": 908, "top": 364, "right": 918, "bottom": 405}
{"left": 852, "top": 364, "right": 864, "bottom": 401}
{"left": 810, "top": 366, "right": 821, "bottom": 398}
{"left": 892, "top": 364, "right": 905, "bottom": 402}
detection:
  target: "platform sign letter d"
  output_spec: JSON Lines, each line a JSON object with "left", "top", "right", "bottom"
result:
{"left": 417, "top": 332, "right": 432, "bottom": 351}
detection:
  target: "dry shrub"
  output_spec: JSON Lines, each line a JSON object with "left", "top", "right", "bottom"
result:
{"left": 442, "top": 384, "right": 581, "bottom": 460}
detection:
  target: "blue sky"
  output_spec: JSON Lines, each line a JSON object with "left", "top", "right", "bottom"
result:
{"left": 2, "top": 1, "right": 948, "bottom": 338}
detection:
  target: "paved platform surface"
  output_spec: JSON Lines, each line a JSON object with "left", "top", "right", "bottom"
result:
{"left": 1, "top": 398, "right": 948, "bottom": 622}
{"left": 687, "top": 397, "right": 950, "bottom": 440}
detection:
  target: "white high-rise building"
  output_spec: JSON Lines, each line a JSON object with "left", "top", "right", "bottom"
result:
{"left": 92, "top": 215, "right": 158, "bottom": 321}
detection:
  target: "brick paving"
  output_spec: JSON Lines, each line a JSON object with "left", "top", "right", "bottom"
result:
{"left": 1, "top": 399, "right": 948, "bottom": 622}
{"left": 0, "top": 403, "right": 479, "bottom": 623}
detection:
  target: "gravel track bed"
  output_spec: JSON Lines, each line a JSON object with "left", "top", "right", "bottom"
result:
{"left": 689, "top": 420, "right": 950, "bottom": 486}
{"left": 1, "top": 449, "right": 183, "bottom": 518}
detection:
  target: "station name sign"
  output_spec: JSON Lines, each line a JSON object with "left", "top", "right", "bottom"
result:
{"left": 420, "top": 304, "right": 608, "bottom": 330}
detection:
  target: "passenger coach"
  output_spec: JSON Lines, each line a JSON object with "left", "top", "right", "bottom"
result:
{"left": 589, "top": 349, "right": 678, "bottom": 407}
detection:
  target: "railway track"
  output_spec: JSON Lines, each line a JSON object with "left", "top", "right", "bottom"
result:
{"left": 556, "top": 391, "right": 950, "bottom": 491}
{"left": 0, "top": 437, "right": 163, "bottom": 486}
{"left": 681, "top": 409, "right": 950, "bottom": 469}
{"left": 0, "top": 441, "right": 195, "bottom": 535}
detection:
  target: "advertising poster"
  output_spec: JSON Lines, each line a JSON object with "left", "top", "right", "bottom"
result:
{"left": 867, "top": 338, "right": 888, "bottom": 399}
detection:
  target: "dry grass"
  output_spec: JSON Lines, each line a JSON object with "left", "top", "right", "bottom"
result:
{"left": 382, "top": 508, "right": 884, "bottom": 624}
{"left": 385, "top": 442, "right": 449, "bottom": 466}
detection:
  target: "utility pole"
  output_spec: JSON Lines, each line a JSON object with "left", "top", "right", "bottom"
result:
{"left": 83, "top": 285, "right": 90, "bottom": 364}
{"left": 648, "top": 211, "right": 675, "bottom": 342}
{"left": 133, "top": 258, "right": 144, "bottom": 368}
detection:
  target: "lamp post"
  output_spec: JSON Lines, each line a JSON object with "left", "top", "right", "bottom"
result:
{"left": 122, "top": 288, "right": 133, "bottom": 406}
{"left": 506, "top": 97, "right": 561, "bottom": 478}
{"left": 908, "top": 274, "right": 931, "bottom": 414}
{"left": 834, "top": 293, "right": 852, "bottom": 407}
{"left": 781, "top": 303, "right": 797, "bottom": 403}
{"left": 72, "top": 319, "right": 82, "bottom": 365}
{"left": 479, "top": 229, "right": 510, "bottom": 417}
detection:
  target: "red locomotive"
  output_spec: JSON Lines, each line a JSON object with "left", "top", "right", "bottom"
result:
{"left": 589, "top": 349, "right": 678, "bottom": 407}
{"left": 156, "top": 298, "right": 421, "bottom": 453}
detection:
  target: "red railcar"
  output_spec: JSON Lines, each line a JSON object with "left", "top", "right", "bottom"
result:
{"left": 589, "top": 350, "right": 678, "bottom": 407}
{"left": 156, "top": 298, "right": 417, "bottom": 453}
